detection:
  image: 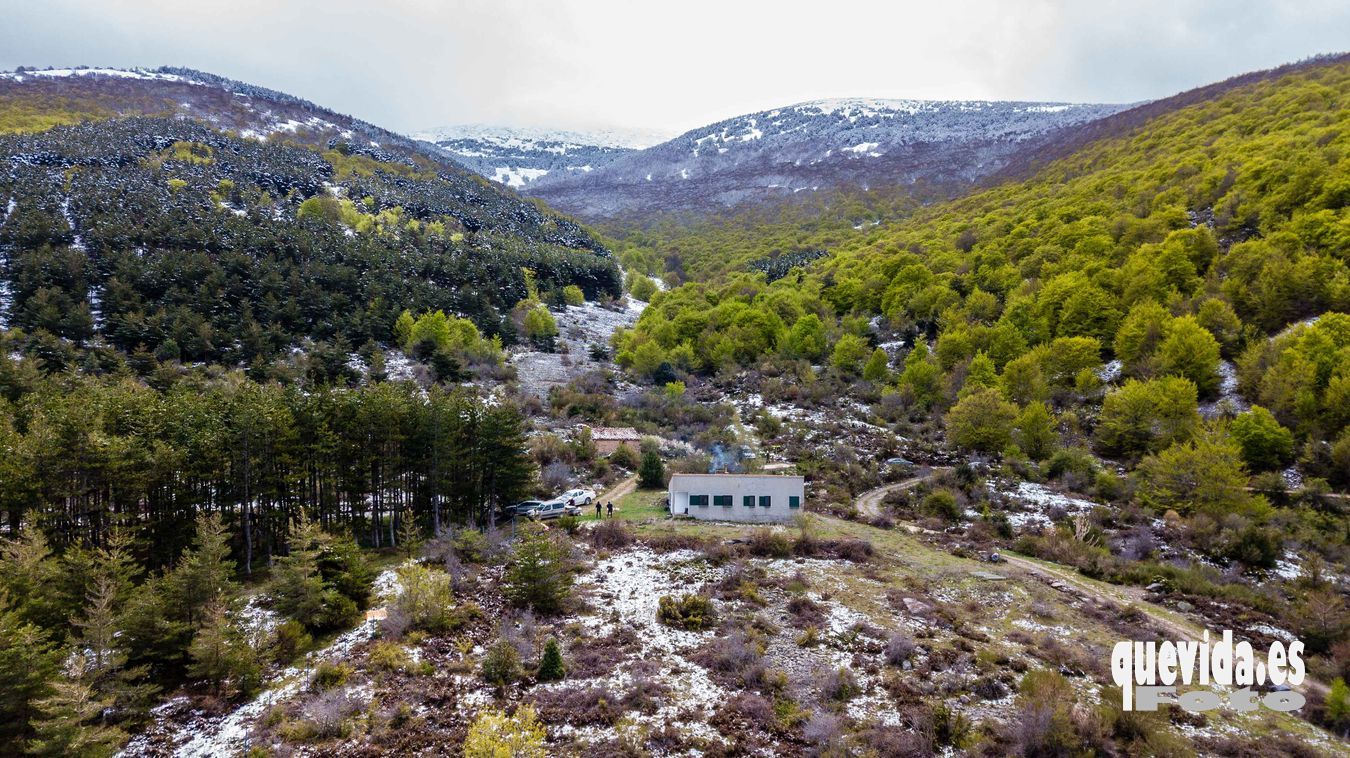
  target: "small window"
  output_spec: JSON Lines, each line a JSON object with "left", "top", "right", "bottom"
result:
{"left": 690, "top": 495, "right": 708, "bottom": 507}
{"left": 759, "top": 495, "right": 771, "bottom": 507}
{"left": 789, "top": 496, "right": 801, "bottom": 508}
{"left": 743, "top": 495, "right": 755, "bottom": 507}
{"left": 713, "top": 495, "right": 733, "bottom": 507}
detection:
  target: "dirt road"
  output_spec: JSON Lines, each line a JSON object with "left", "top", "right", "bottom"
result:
{"left": 854, "top": 467, "right": 951, "bottom": 520}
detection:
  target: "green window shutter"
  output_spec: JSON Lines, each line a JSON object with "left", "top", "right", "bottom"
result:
{"left": 690, "top": 495, "right": 708, "bottom": 507}
{"left": 713, "top": 495, "right": 732, "bottom": 507}
{"left": 788, "top": 496, "right": 801, "bottom": 508}
{"left": 743, "top": 495, "right": 755, "bottom": 507}
{"left": 759, "top": 496, "right": 771, "bottom": 507}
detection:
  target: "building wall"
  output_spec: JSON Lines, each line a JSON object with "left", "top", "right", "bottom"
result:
{"left": 668, "top": 474, "right": 804, "bottom": 523}
{"left": 595, "top": 438, "right": 639, "bottom": 456}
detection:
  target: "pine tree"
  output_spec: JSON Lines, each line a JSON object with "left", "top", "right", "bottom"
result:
{"left": 0, "top": 597, "right": 61, "bottom": 747}
{"left": 25, "top": 670, "right": 126, "bottom": 758}
{"left": 186, "top": 603, "right": 261, "bottom": 698}
{"left": 269, "top": 510, "right": 357, "bottom": 633}
{"left": 76, "top": 576, "right": 156, "bottom": 719}
{"left": 536, "top": 638, "right": 566, "bottom": 682}
{"left": 166, "top": 512, "right": 236, "bottom": 627}
{"left": 396, "top": 507, "right": 422, "bottom": 559}
{"left": 504, "top": 524, "right": 572, "bottom": 614}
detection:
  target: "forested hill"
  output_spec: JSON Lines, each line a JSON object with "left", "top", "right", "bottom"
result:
{"left": 616, "top": 55, "right": 1350, "bottom": 480}
{"left": 0, "top": 69, "right": 621, "bottom": 371}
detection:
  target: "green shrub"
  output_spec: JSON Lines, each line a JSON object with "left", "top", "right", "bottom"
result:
{"left": 537, "top": 638, "right": 566, "bottom": 682}
{"left": 481, "top": 639, "right": 522, "bottom": 688}
{"left": 656, "top": 594, "right": 718, "bottom": 631}
{"left": 921, "top": 490, "right": 960, "bottom": 521}
{"left": 309, "top": 661, "right": 353, "bottom": 692}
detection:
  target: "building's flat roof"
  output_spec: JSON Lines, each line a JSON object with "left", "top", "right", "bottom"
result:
{"left": 669, "top": 473, "right": 804, "bottom": 480}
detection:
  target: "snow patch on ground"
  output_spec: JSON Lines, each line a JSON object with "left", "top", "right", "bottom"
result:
{"left": 987, "top": 480, "right": 1099, "bottom": 528}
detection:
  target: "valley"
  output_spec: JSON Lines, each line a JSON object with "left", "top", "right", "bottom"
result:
{"left": 0, "top": 45, "right": 1347, "bottom": 758}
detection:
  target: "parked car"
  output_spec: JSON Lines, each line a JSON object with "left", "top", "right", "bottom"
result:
{"left": 558, "top": 488, "right": 597, "bottom": 505}
{"left": 500, "top": 500, "right": 544, "bottom": 521}
{"left": 528, "top": 499, "right": 581, "bottom": 520}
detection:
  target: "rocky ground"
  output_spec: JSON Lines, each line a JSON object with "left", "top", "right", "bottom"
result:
{"left": 510, "top": 297, "right": 647, "bottom": 399}
{"left": 121, "top": 515, "right": 1343, "bottom": 756}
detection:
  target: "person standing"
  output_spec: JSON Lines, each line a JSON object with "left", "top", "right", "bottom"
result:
{"left": 595, "top": 500, "right": 602, "bottom": 520}
{"left": 606, "top": 501, "right": 614, "bottom": 518}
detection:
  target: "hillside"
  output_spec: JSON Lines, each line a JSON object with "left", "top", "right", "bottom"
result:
{"left": 524, "top": 98, "right": 1129, "bottom": 219}
{"left": 0, "top": 67, "right": 620, "bottom": 371}
{"left": 413, "top": 124, "right": 673, "bottom": 189}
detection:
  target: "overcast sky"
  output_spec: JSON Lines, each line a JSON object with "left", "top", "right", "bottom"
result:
{"left": 2, "top": 0, "right": 1346, "bottom": 136}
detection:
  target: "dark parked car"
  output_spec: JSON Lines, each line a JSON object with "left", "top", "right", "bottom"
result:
{"left": 499, "top": 500, "right": 544, "bottom": 522}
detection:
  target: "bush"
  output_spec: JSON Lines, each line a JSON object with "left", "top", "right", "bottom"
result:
{"left": 608, "top": 444, "right": 640, "bottom": 470}
{"left": 310, "top": 661, "right": 353, "bottom": 693}
{"left": 369, "top": 641, "right": 429, "bottom": 676}
{"left": 921, "top": 490, "right": 961, "bottom": 522}
{"left": 482, "top": 638, "right": 523, "bottom": 688}
{"left": 588, "top": 519, "right": 634, "bottom": 549}
{"left": 747, "top": 528, "right": 791, "bottom": 558}
{"left": 537, "top": 638, "right": 566, "bottom": 683}
{"left": 389, "top": 563, "right": 459, "bottom": 634}
{"left": 821, "top": 667, "right": 861, "bottom": 701}
{"left": 272, "top": 619, "right": 313, "bottom": 663}
{"left": 556, "top": 514, "right": 580, "bottom": 534}
{"left": 884, "top": 633, "right": 916, "bottom": 666}
{"left": 657, "top": 594, "right": 718, "bottom": 631}
{"left": 463, "top": 705, "right": 546, "bottom": 758}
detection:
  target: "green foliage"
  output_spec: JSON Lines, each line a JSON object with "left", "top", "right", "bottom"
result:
{"left": 1157, "top": 315, "right": 1222, "bottom": 398}
{"left": 1326, "top": 678, "right": 1350, "bottom": 732}
{"left": 1230, "top": 406, "right": 1295, "bottom": 470}
{"left": 522, "top": 304, "right": 558, "bottom": 349}
{"left": 1097, "top": 377, "right": 1199, "bottom": 458}
{"left": 25, "top": 674, "right": 126, "bottom": 758}
{"left": 861, "top": 347, "right": 891, "bottom": 383}
{"left": 536, "top": 638, "right": 566, "bottom": 682}
{"left": 1137, "top": 426, "right": 1264, "bottom": 517}
{"left": 921, "top": 490, "right": 961, "bottom": 522}
{"left": 186, "top": 602, "right": 262, "bottom": 697}
{"left": 481, "top": 638, "right": 522, "bottom": 688}
{"left": 0, "top": 597, "right": 61, "bottom": 747}
{"left": 626, "top": 271, "right": 658, "bottom": 302}
{"left": 638, "top": 450, "right": 665, "bottom": 489}
{"left": 944, "top": 387, "right": 1018, "bottom": 454}
{"left": 829, "top": 333, "right": 871, "bottom": 375}
{"left": 656, "top": 594, "right": 718, "bottom": 631}
{"left": 268, "top": 510, "right": 366, "bottom": 633}
{"left": 1014, "top": 402, "right": 1058, "bottom": 461}
{"left": 504, "top": 524, "right": 573, "bottom": 614}
{"left": 462, "top": 705, "right": 546, "bottom": 758}
{"left": 561, "top": 285, "right": 585, "bottom": 306}
{"left": 390, "top": 563, "right": 458, "bottom": 635}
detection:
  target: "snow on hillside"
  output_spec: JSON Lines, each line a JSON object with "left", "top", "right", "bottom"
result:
{"left": 0, "top": 67, "right": 195, "bottom": 83}
{"left": 524, "top": 96, "right": 1132, "bottom": 217}
{"left": 414, "top": 124, "right": 676, "bottom": 188}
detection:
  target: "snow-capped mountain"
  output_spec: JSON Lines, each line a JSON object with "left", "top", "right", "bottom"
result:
{"left": 414, "top": 124, "right": 674, "bottom": 189}
{"left": 523, "top": 98, "right": 1132, "bottom": 218}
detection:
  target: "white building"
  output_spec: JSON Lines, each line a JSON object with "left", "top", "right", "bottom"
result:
{"left": 668, "top": 473, "right": 805, "bottom": 523}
